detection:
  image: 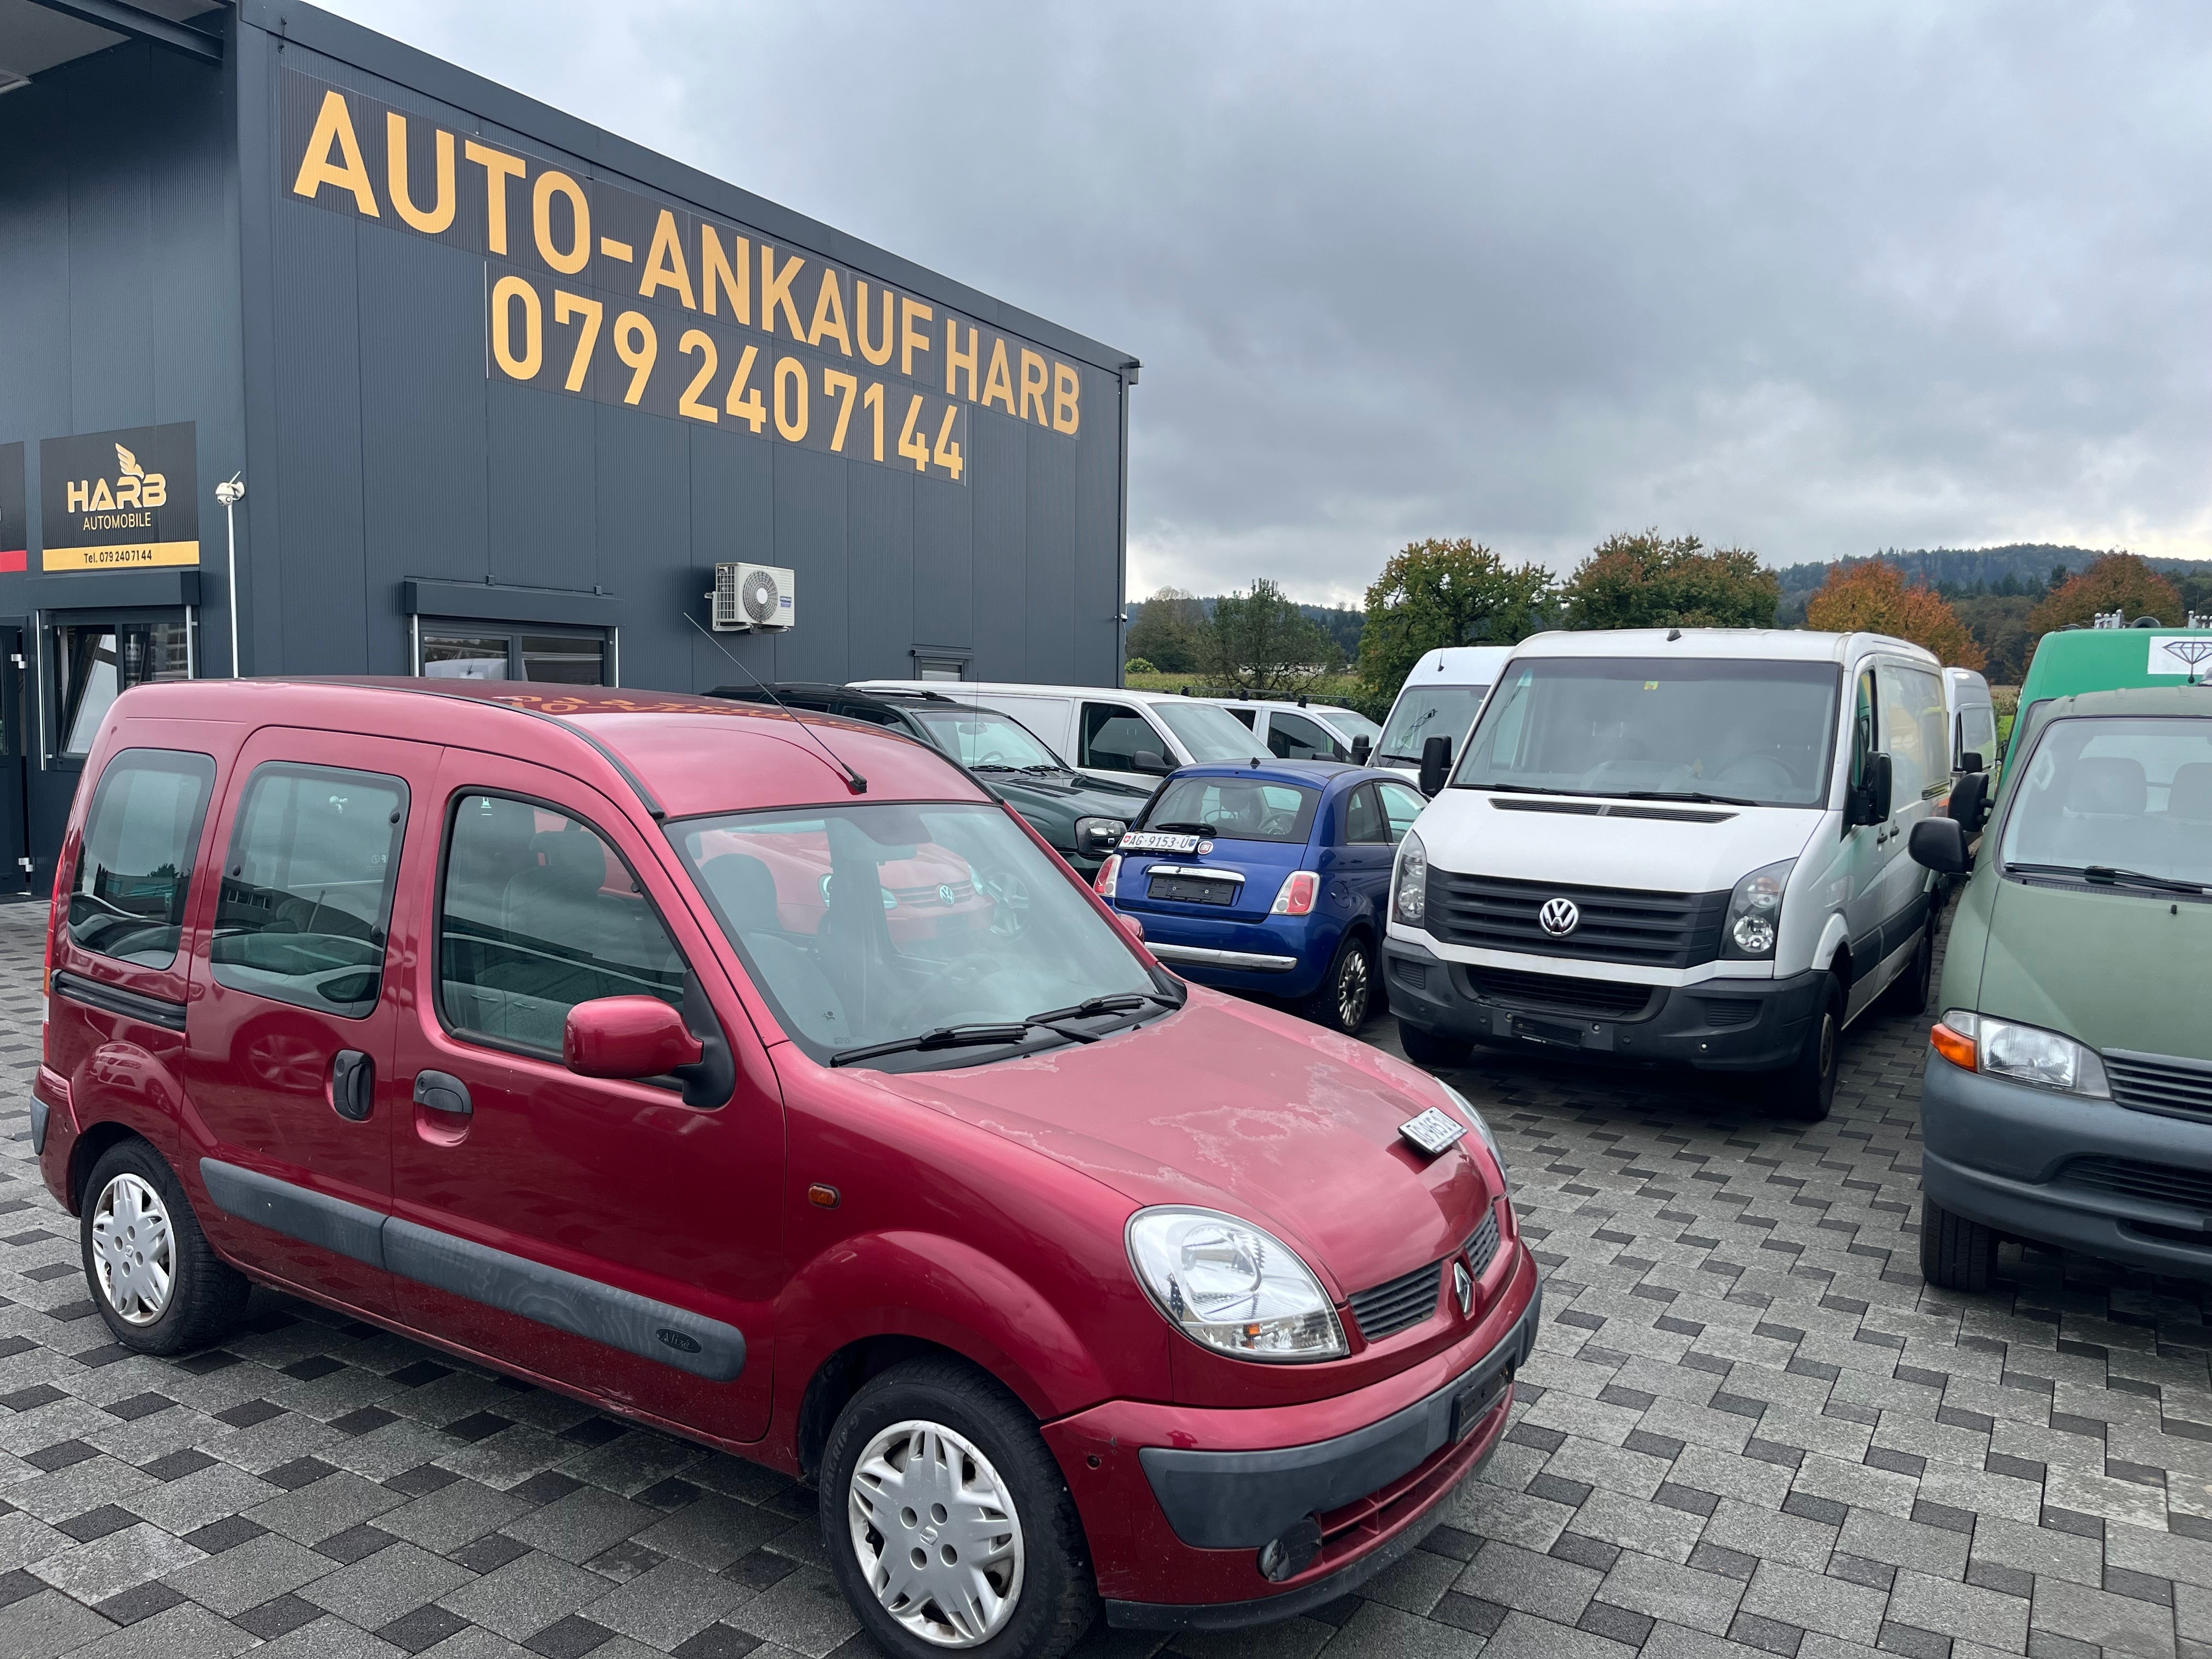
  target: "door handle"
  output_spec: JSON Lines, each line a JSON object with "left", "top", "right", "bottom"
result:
{"left": 330, "top": 1050, "right": 375, "bottom": 1122}
{"left": 413, "top": 1070, "right": 473, "bottom": 1117}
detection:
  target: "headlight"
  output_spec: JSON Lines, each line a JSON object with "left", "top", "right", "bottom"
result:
{"left": 1075, "top": 816, "right": 1125, "bottom": 858}
{"left": 1126, "top": 1207, "right": 1347, "bottom": 1362}
{"left": 1440, "top": 1081, "right": 1508, "bottom": 1182}
{"left": 1393, "top": 830, "right": 1427, "bottom": 927}
{"left": 1722, "top": 859, "right": 1793, "bottom": 959}
{"left": 1934, "top": 1010, "right": 2110, "bottom": 1098}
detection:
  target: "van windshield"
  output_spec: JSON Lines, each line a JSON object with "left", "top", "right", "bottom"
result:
{"left": 1152, "top": 699, "right": 1269, "bottom": 763}
{"left": 1380, "top": 685, "right": 1488, "bottom": 763}
{"left": 1458, "top": 658, "right": 1842, "bottom": 808}
{"left": 1999, "top": 716, "right": 2212, "bottom": 890}
{"left": 671, "top": 802, "right": 1170, "bottom": 1070}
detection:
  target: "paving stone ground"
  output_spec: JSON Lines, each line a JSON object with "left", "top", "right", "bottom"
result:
{"left": 0, "top": 901, "right": 2207, "bottom": 1659}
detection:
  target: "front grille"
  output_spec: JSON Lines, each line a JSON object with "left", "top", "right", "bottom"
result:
{"left": 2057, "top": 1156, "right": 2212, "bottom": 1215}
{"left": 1426, "top": 870, "right": 1728, "bottom": 968}
{"left": 1348, "top": 1261, "right": 1442, "bottom": 1342}
{"left": 1465, "top": 1207, "right": 1502, "bottom": 1277}
{"left": 2105, "top": 1051, "right": 2212, "bottom": 1122}
{"left": 1393, "top": 958, "right": 1429, "bottom": 990}
{"left": 1463, "top": 966, "right": 1653, "bottom": 1021}
{"left": 1698, "top": 996, "right": 1761, "bottom": 1029}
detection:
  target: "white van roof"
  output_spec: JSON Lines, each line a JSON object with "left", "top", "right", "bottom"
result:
{"left": 1401, "top": 645, "right": 1517, "bottom": 684}
{"left": 1502, "top": 628, "right": 1940, "bottom": 667}
{"left": 851, "top": 679, "right": 1219, "bottom": 707}
{"left": 1943, "top": 667, "right": 1992, "bottom": 698}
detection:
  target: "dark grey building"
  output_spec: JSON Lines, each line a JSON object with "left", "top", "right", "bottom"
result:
{"left": 0, "top": 0, "right": 1136, "bottom": 889}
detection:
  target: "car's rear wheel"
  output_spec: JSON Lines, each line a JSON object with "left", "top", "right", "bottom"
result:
{"left": 1769, "top": 974, "right": 1843, "bottom": 1122}
{"left": 1398, "top": 1020, "right": 1472, "bottom": 1070}
{"left": 820, "top": 1356, "right": 1096, "bottom": 1659}
{"left": 1920, "top": 1195, "right": 1998, "bottom": 1293}
{"left": 1300, "top": 932, "right": 1374, "bottom": 1034}
{"left": 80, "top": 1138, "right": 249, "bottom": 1355}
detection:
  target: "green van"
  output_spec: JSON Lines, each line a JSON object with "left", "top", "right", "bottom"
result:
{"left": 1910, "top": 683, "right": 2212, "bottom": 1289}
{"left": 2008, "top": 624, "right": 2212, "bottom": 760}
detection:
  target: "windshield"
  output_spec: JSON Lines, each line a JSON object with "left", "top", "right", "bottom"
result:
{"left": 1999, "top": 716, "right": 2212, "bottom": 888}
{"left": 1321, "top": 708, "right": 1384, "bottom": 744}
{"left": 1380, "top": 685, "right": 1488, "bottom": 762}
{"left": 1152, "top": 699, "right": 1267, "bottom": 763}
{"left": 672, "top": 802, "right": 1161, "bottom": 1066}
{"left": 1457, "top": 657, "right": 1842, "bottom": 808}
{"left": 1139, "top": 776, "right": 1321, "bottom": 843}
{"left": 909, "top": 707, "right": 1064, "bottom": 770}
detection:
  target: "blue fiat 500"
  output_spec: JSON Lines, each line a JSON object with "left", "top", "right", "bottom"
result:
{"left": 1095, "top": 760, "right": 1427, "bottom": 1032}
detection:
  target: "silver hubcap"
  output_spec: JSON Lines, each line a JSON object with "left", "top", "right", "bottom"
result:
{"left": 848, "top": 1420, "right": 1024, "bottom": 1647}
{"left": 1818, "top": 1012, "right": 1836, "bottom": 1079}
{"left": 91, "top": 1173, "right": 174, "bottom": 1325}
{"left": 1338, "top": 948, "right": 1371, "bottom": 1029}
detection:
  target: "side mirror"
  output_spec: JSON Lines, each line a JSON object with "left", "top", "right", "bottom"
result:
{"left": 1074, "top": 816, "right": 1124, "bottom": 858}
{"left": 1350, "top": 735, "right": 1372, "bottom": 766}
{"left": 1948, "top": 770, "right": 1990, "bottom": 833}
{"left": 1909, "top": 816, "right": 1970, "bottom": 874}
{"left": 1131, "top": 749, "right": 1170, "bottom": 775}
{"left": 1958, "top": 750, "right": 1984, "bottom": 774}
{"left": 565, "top": 996, "right": 703, "bottom": 1080}
{"left": 1850, "top": 752, "right": 1893, "bottom": 826}
{"left": 1418, "top": 735, "right": 1453, "bottom": 797}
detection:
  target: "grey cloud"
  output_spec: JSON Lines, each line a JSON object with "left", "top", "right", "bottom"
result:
{"left": 328, "top": 1, "right": 2212, "bottom": 601}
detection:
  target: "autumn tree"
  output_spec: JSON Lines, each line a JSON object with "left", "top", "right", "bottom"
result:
{"left": 1804, "top": 560, "right": 1985, "bottom": 668}
{"left": 1561, "top": 530, "right": 1779, "bottom": 630}
{"left": 2025, "top": 552, "right": 2185, "bottom": 635}
{"left": 1124, "top": 588, "right": 1208, "bottom": 673}
{"left": 1202, "top": 578, "right": 1344, "bottom": 693}
{"left": 1358, "top": 538, "right": 1555, "bottom": 706}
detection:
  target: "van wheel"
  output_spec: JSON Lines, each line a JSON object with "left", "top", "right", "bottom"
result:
{"left": 1770, "top": 975, "right": 1842, "bottom": 1122}
{"left": 80, "top": 1139, "right": 249, "bottom": 1356}
{"left": 1300, "top": 933, "right": 1374, "bottom": 1034}
{"left": 1920, "top": 1195, "right": 1997, "bottom": 1293}
{"left": 820, "top": 1356, "right": 1097, "bottom": 1659}
{"left": 1885, "top": 925, "right": 1935, "bottom": 1017}
{"left": 1398, "top": 1020, "right": 1472, "bottom": 1070}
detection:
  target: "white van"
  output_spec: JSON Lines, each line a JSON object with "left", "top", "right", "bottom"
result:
{"left": 1385, "top": 629, "right": 1952, "bottom": 1120}
{"left": 1944, "top": 667, "right": 1999, "bottom": 774}
{"left": 1373, "top": 646, "right": 1516, "bottom": 785}
{"left": 849, "top": 680, "right": 1267, "bottom": 789}
{"left": 1201, "top": 698, "right": 1384, "bottom": 763}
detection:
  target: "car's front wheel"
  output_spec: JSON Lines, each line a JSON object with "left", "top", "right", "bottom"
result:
{"left": 820, "top": 1356, "right": 1097, "bottom": 1659}
{"left": 80, "top": 1138, "right": 249, "bottom": 1355}
{"left": 1769, "top": 974, "right": 1843, "bottom": 1122}
{"left": 1920, "top": 1195, "right": 1998, "bottom": 1293}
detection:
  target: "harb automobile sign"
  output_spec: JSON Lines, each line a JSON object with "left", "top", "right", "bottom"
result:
{"left": 39, "top": 423, "right": 200, "bottom": 572}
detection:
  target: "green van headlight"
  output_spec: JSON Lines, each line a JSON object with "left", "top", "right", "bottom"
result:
{"left": 1939, "top": 1010, "right": 2111, "bottom": 1098}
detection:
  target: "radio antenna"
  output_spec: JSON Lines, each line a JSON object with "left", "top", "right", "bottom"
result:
{"left": 685, "top": 613, "right": 867, "bottom": 794}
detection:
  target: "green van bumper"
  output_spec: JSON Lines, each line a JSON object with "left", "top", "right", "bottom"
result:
{"left": 1920, "top": 1053, "right": 2212, "bottom": 1282}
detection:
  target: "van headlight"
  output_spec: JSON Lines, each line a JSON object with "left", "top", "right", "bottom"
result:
{"left": 1126, "top": 1207, "right": 1347, "bottom": 1362}
{"left": 1393, "top": 830, "right": 1428, "bottom": 927}
{"left": 1935, "top": 1011, "right": 2111, "bottom": 1098}
{"left": 1722, "top": 859, "right": 1793, "bottom": 958}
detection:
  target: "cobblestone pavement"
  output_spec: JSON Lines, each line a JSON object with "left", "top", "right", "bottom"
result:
{"left": 1, "top": 903, "right": 2207, "bottom": 1659}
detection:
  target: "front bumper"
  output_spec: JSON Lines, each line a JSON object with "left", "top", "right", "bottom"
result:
{"left": 1921, "top": 1053, "right": 2212, "bottom": 1281}
{"left": 1384, "top": 935, "right": 1825, "bottom": 1072}
{"left": 1046, "top": 1248, "right": 1542, "bottom": 1628}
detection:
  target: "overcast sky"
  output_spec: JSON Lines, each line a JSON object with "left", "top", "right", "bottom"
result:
{"left": 325, "top": 1, "right": 2212, "bottom": 606}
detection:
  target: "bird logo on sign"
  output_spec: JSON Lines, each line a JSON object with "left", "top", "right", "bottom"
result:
{"left": 1538, "top": 898, "right": 1580, "bottom": 937}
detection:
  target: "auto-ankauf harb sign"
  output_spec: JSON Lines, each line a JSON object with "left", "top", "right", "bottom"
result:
{"left": 39, "top": 423, "right": 199, "bottom": 571}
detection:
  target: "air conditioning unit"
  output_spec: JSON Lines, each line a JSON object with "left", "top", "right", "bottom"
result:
{"left": 710, "top": 562, "right": 795, "bottom": 631}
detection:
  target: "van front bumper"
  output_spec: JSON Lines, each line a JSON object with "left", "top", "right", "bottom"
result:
{"left": 1046, "top": 1249, "right": 1540, "bottom": 1628}
{"left": 1383, "top": 936, "right": 1825, "bottom": 1072}
{"left": 1921, "top": 1053, "right": 2212, "bottom": 1282}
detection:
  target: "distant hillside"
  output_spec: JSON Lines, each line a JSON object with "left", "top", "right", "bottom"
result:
{"left": 1775, "top": 545, "right": 2209, "bottom": 609}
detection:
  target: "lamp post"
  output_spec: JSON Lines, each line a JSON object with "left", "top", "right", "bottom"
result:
{"left": 215, "top": 475, "right": 243, "bottom": 678}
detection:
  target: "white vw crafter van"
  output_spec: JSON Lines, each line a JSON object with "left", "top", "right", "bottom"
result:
{"left": 1385, "top": 630, "right": 1953, "bottom": 1120}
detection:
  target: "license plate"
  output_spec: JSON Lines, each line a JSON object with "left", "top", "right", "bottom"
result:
{"left": 1398, "top": 1107, "right": 1468, "bottom": 1156}
{"left": 1149, "top": 875, "right": 1236, "bottom": 905}
{"left": 1119, "top": 832, "right": 1200, "bottom": 853}
{"left": 1451, "top": 1367, "right": 1511, "bottom": 1442}
{"left": 1511, "top": 1015, "right": 1584, "bottom": 1048}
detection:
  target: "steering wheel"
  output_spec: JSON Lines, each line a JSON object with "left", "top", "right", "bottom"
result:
{"left": 1711, "top": 753, "right": 1797, "bottom": 795}
{"left": 974, "top": 748, "right": 1013, "bottom": 768}
{"left": 981, "top": 871, "right": 1031, "bottom": 939}
{"left": 1258, "top": 809, "right": 1296, "bottom": 837}
{"left": 885, "top": 951, "right": 1021, "bottom": 1026}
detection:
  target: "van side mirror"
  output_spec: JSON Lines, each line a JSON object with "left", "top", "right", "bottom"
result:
{"left": 1418, "top": 735, "right": 1453, "bottom": 797}
{"left": 1909, "top": 817, "right": 1970, "bottom": 874}
{"left": 1130, "top": 749, "right": 1170, "bottom": 775}
{"left": 1350, "top": 735, "right": 1372, "bottom": 766}
{"left": 1948, "top": 771, "right": 1990, "bottom": 833}
{"left": 1958, "top": 751, "right": 1984, "bottom": 774}
{"left": 1849, "top": 752, "right": 1892, "bottom": 826}
{"left": 565, "top": 996, "right": 703, "bottom": 1081}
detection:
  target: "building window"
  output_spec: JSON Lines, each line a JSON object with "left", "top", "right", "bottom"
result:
{"left": 418, "top": 624, "right": 609, "bottom": 685}
{"left": 912, "top": 651, "right": 968, "bottom": 682}
{"left": 56, "top": 620, "right": 190, "bottom": 758}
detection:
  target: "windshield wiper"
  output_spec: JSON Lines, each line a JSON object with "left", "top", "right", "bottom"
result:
{"left": 2007, "top": 861, "right": 2207, "bottom": 894}
{"left": 1608, "top": 789, "right": 1762, "bottom": 808}
{"left": 829, "top": 1023, "right": 1040, "bottom": 1067}
{"left": 1458, "top": 783, "right": 1599, "bottom": 796}
{"left": 1025, "top": 991, "right": 1181, "bottom": 1028}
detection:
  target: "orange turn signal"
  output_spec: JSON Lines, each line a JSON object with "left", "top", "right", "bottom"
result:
{"left": 1930, "top": 1022, "right": 1977, "bottom": 1072}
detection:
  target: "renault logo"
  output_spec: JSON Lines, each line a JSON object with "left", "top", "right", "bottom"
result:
{"left": 1453, "top": 1260, "right": 1475, "bottom": 1317}
{"left": 1538, "top": 897, "right": 1580, "bottom": 936}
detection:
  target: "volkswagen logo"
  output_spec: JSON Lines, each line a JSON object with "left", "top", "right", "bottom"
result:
{"left": 938, "top": 883, "right": 956, "bottom": 906}
{"left": 1538, "top": 897, "right": 1580, "bottom": 937}
{"left": 1453, "top": 1260, "right": 1475, "bottom": 1317}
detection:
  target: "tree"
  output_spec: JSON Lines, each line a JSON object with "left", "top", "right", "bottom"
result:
{"left": 1804, "top": 560, "right": 1985, "bottom": 668}
{"left": 1562, "top": 530, "right": 1779, "bottom": 630}
{"left": 1358, "top": 538, "right": 1555, "bottom": 706}
{"left": 2025, "top": 552, "right": 2186, "bottom": 634}
{"left": 1203, "top": 578, "right": 1342, "bottom": 693}
{"left": 1123, "top": 588, "right": 1207, "bottom": 673}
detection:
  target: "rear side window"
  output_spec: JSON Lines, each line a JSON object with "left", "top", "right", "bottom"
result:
{"left": 69, "top": 748, "right": 216, "bottom": 969}
{"left": 1141, "top": 777, "right": 1320, "bottom": 843}
{"left": 439, "top": 794, "right": 687, "bottom": 1056}
{"left": 1343, "top": 785, "right": 1387, "bottom": 844}
{"left": 211, "top": 765, "right": 409, "bottom": 1018}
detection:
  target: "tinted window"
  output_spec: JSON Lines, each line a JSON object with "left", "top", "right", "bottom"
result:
{"left": 1269, "top": 710, "right": 1347, "bottom": 761}
{"left": 1141, "top": 777, "right": 1321, "bottom": 844}
{"left": 439, "top": 794, "right": 688, "bottom": 1055}
{"left": 70, "top": 749, "right": 216, "bottom": 969}
{"left": 1344, "top": 785, "right": 1387, "bottom": 844}
{"left": 1378, "top": 782, "right": 1426, "bottom": 843}
{"left": 211, "top": 765, "right": 408, "bottom": 1018}
{"left": 1227, "top": 707, "right": 1257, "bottom": 730}
{"left": 1080, "top": 704, "right": 1160, "bottom": 771}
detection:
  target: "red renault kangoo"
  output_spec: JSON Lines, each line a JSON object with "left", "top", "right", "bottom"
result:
{"left": 33, "top": 679, "right": 1538, "bottom": 1655}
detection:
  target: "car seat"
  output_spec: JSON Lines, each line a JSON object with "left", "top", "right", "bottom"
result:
{"left": 699, "top": 852, "right": 850, "bottom": 1045}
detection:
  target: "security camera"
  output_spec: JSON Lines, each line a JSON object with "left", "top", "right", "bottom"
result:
{"left": 216, "top": 475, "right": 244, "bottom": 506}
